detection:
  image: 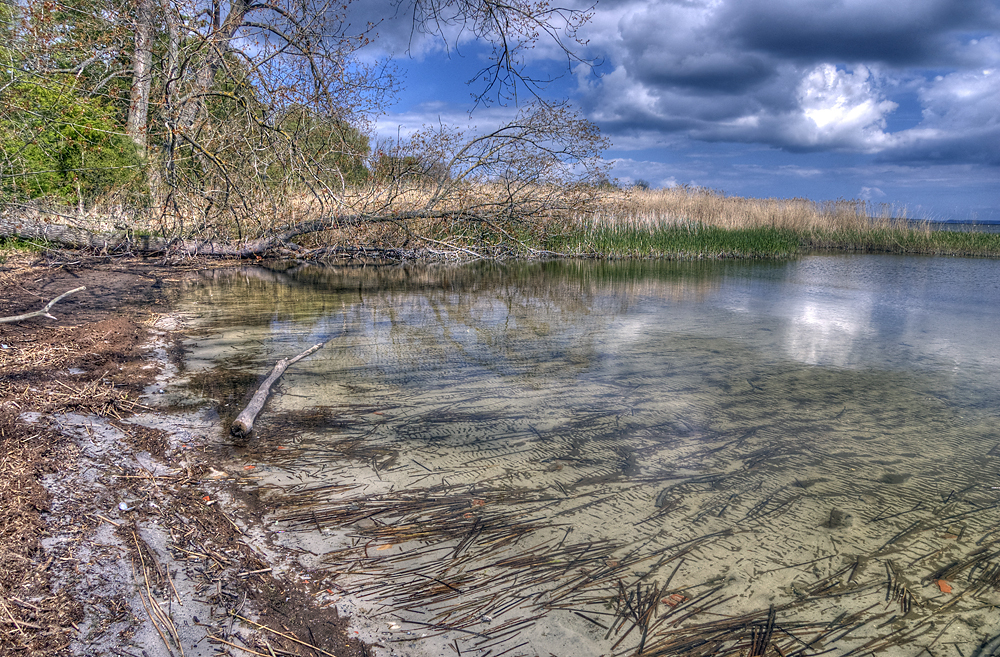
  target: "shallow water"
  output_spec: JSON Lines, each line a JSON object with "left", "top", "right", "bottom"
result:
{"left": 170, "top": 255, "right": 1000, "bottom": 657}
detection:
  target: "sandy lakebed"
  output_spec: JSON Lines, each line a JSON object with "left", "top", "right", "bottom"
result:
{"left": 4, "top": 253, "right": 1000, "bottom": 657}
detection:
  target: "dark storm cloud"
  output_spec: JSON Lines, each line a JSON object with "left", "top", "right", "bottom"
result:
{"left": 719, "top": 0, "right": 1000, "bottom": 65}
{"left": 572, "top": 0, "right": 1000, "bottom": 166}
{"left": 613, "top": 5, "right": 777, "bottom": 93}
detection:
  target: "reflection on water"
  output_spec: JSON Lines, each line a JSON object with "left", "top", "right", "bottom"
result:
{"left": 170, "top": 256, "right": 1000, "bottom": 657}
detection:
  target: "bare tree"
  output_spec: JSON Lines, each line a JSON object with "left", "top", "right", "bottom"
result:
{"left": 401, "top": 0, "right": 596, "bottom": 106}
{"left": 2, "top": 0, "right": 607, "bottom": 259}
{"left": 417, "top": 101, "right": 607, "bottom": 216}
{"left": 125, "top": 0, "right": 395, "bottom": 236}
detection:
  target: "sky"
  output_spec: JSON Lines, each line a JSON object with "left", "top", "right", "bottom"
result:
{"left": 350, "top": 0, "right": 999, "bottom": 222}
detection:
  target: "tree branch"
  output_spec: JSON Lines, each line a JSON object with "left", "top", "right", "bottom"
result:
{"left": 0, "top": 286, "right": 87, "bottom": 324}
{"left": 231, "top": 341, "right": 329, "bottom": 437}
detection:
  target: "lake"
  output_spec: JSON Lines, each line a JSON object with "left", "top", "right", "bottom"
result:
{"left": 168, "top": 254, "right": 1000, "bottom": 657}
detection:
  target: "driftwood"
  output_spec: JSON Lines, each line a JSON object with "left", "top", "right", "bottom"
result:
{"left": 231, "top": 341, "right": 328, "bottom": 437}
{"left": 0, "top": 286, "right": 86, "bottom": 323}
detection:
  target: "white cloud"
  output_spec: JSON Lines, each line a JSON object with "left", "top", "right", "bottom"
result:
{"left": 373, "top": 103, "right": 520, "bottom": 141}
{"left": 877, "top": 62, "right": 1000, "bottom": 164}
{"left": 607, "top": 158, "right": 704, "bottom": 189}
{"left": 794, "top": 64, "right": 898, "bottom": 151}
{"left": 566, "top": 0, "right": 999, "bottom": 165}
{"left": 917, "top": 64, "right": 1000, "bottom": 128}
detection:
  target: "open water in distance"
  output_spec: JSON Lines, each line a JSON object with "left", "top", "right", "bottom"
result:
{"left": 170, "top": 255, "right": 1000, "bottom": 657}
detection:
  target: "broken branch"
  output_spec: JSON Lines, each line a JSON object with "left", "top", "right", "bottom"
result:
{"left": 231, "top": 341, "right": 328, "bottom": 437}
{"left": 0, "top": 286, "right": 86, "bottom": 323}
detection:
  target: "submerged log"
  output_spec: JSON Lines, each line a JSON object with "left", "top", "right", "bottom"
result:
{"left": 231, "top": 342, "right": 328, "bottom": 437}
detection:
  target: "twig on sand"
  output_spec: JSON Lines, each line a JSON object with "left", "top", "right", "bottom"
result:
{"left": 230, "top": 612, "right": 338, "bottom": 657}
{"left": 0, "top": 285, "right": 86, "bottom": 323}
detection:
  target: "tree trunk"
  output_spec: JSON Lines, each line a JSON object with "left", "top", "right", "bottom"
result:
{"left": 0, "top": 211, "right": 427, "bottom": 257}
{"left": 127, "top": 0, "right": 155, "bottom": 153}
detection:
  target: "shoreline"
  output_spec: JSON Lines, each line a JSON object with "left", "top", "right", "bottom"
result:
{"left": 5, "top": 251, "right": 1000, "bottom": 657}
{"left": 0, "top": 255, "right": 370, "bottom": 657}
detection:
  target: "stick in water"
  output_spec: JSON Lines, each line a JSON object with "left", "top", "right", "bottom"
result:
{"left": 231, "top": 341, "right": 327, "bottom": 437}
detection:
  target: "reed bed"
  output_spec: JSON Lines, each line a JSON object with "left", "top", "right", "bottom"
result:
{"left": 547, "top": 187, "right": 1000, "bottom": 259}
{"left": 8, "top": 183, "right": 1000, "bottom": 259}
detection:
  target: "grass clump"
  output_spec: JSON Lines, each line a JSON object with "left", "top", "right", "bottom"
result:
{"left": 806, "top": 226, "right": 1000, "bottom": 257}
{"left": 548, "top": 220, "right": 800, "bottom": 259}
{"left": 0, "top": 237, "right": 48, "bottom": 260}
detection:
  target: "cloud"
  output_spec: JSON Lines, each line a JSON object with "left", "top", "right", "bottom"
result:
{"left": 568, "top": 0, "right": 1000, "bottom": 166}
{"left": 614, "top": 2, "right": 776, "bottom": 94}
{"left": 788, "top": 64, "right": 898, "bottom": 151}
{"left": 607, "top": 158, "right": 702, "bottom": 189}
{"left": 719, "top": 0, "right": 999, "bottom": 65}
{"left": 373, "top": 103, "right": 520, "bottom": 140}
{"left": 881, "top": 64, "right": 1000, "bottom": 165}
{"left": 860, "top": 186, "right": 887, "bottom": 200}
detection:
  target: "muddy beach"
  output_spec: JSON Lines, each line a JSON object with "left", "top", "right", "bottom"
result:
{"left": 0, "top": 253, "right": 369, "bottom": 657}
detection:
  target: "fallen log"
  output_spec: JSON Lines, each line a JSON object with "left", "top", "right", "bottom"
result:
{"left": 0, "top": 210, "right": 465, "bottom": 258}
{"left": 0, "top": 286, "right": 86, "bottom": 323}
{"left": 231, "top": 341, "right": 328, "bottom": 437}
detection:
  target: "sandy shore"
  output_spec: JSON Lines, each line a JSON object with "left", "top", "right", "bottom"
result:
{"left": 0, "top": 254, "right": 368, "bottom": 657}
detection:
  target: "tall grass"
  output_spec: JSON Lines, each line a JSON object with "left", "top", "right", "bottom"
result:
{"left": 605, "top": 187, "right": 904, "bottom": 232}
{"left": 10, "top": 184, "right": 1000, "bottom": 260}
{"left": 548, "top": 188, "right": 1000, "bottom": 259}
{"left": 546, "top": 220, "right": 801, "bottom": 259}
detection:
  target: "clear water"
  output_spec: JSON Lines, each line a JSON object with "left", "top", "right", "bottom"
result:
{"left": 170, "top": 255, "right": 1000, "bottom": 657}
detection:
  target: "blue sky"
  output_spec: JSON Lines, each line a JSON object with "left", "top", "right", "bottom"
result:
{"left": 350, "top": 0, "right": 999, "bottom": 222}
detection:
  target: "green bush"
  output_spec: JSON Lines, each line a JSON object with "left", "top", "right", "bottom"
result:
{"left": 0, "top": 80, "right": 144, "bottom": 204}
{"left": 270, "top": 107, "right": 371, "bottom": 187}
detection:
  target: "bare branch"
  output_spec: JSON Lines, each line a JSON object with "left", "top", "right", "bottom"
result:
{"left": 0, "top": 287, "right": 87, "bottom": 324}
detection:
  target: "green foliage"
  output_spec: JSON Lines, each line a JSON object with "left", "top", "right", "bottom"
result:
{"left": 19, "top": 0, "right": 133, "bottom": 113}
{"left": 0, "top": 2, "right": 15, "bottom": 63}
{"left": 0, "top": 80, "right": 144, "bottom": 204}
{"left": 550, "top": 222, "right": 802, "bottom": 259}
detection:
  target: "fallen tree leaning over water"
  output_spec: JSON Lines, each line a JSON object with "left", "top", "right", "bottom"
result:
{"left": 0, "top": 103, "right": 608, "bottom": 260}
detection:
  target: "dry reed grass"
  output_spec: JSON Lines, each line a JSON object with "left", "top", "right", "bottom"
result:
{"left": 16, "top": 183, "right": 1000, "bottom": 260}
{"left": 583, "top": 187, "right": 917, "bottom": 233}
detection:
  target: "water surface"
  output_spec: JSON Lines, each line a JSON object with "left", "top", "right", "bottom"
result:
{"left": 170, "top": 255, "right": 1000, "bottom": 657}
